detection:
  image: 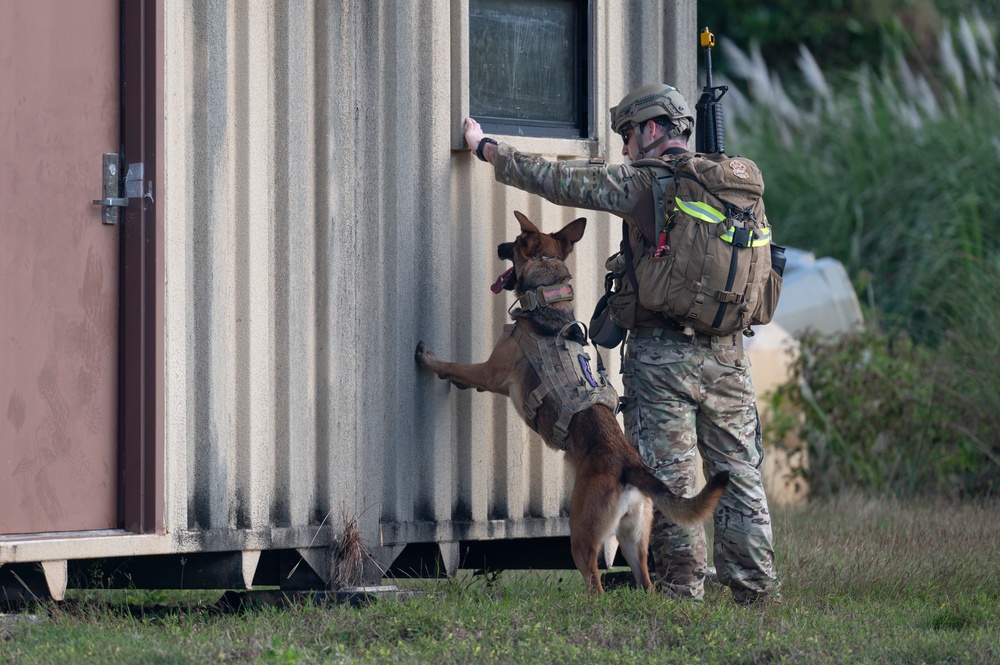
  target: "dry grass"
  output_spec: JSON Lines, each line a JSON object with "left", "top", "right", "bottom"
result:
{"left": 777, "top": 492, "right": 1000, "bottom": 601}
{"left": 5, "top": 495, "right": 999, "bottom": 664}
{"left": 328, "top": 509, "right": 381, "bottom": 590}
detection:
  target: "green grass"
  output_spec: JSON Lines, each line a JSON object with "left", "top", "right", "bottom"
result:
{"left": 4, "top": 495, "right": 999, "bottom": 664}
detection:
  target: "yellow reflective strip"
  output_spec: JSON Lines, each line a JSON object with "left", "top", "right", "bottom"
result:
{"left": 720, "top": 226, "right": 772, "bottom": 247}
{"left": 675, "top": 197, "right": 725, "bottom": 223}
{"left": 755, "top": 227, "right": 771, "bottom": 247}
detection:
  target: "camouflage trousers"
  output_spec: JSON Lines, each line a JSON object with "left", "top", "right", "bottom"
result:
{"left": 622, "top": 332, "right": 779, "bottom": 604}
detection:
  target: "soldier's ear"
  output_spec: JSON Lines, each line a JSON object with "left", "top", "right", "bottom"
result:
{"left": 552, "top": 217, "right": 587, "bottom": 255}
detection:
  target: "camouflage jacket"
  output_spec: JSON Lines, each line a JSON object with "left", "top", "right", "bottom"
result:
{"left": 493, "top": 142, "right": 676, "bottom": 328}
{"left": 493, "top": 143, "right": 663, "bottom": 242}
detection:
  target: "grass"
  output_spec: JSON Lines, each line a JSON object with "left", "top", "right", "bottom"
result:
{"left": 4, "top": 495, "right": 999, "bottom": 664}
{"left": 6, "top": 13, "right": 1000, "bottom": 665}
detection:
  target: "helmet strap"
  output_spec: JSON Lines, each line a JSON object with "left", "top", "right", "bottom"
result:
{"left": 635, "top": 127, "right": 670, "bottom": 159}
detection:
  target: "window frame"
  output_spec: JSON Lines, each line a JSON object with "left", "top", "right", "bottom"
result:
{"left": 451, "top": 0, "right": 601, "bottom": 157}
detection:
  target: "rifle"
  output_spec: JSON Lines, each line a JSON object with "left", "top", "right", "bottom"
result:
{"left": 695, "top": 27, "right": 728, "bottom": 154}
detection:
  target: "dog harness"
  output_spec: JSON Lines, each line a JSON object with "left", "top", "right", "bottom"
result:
{"left": 506, "top": 321, "right": 620, "bottom": 450}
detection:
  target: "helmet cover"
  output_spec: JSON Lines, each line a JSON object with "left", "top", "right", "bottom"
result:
{"left": 610, "top": 83, "right": 694, "bottom": 139}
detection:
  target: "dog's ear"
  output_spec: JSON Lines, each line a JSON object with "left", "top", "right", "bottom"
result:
{"left": 552, "top": 217, "right": 587, "bottom": 255}
{"left": 513, "top": 210, "right": 540, "bottom": 235}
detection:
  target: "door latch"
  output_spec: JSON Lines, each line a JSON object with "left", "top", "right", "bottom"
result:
{"left": 92, "top": 153, "right": 128, "bottom": 225}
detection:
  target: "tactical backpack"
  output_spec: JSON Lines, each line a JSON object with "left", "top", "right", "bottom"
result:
{"left": 618, "top": 153, "right": 783, "bottom": 337}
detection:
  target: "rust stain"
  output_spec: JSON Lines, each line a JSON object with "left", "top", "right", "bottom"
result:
{"left": 37, "top": 361, "right": 70, "bottom": 454}
{"left": 7, "top": 390, "right": 26, "bottom": 432}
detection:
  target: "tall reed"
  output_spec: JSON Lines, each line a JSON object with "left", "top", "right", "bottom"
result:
{"left": 724, "top": 11, "right": 1000, "bottom": 496}
{"left": 723, "top": 10, "right": 1000, "bottom": 344}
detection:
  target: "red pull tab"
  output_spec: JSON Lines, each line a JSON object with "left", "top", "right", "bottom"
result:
{"left": 652, "top": 231, "right": 670, "bottom": 258}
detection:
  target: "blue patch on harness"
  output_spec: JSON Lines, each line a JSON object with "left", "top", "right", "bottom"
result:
{"left": 578, "top": 354, "right": 599, "bottom": 387}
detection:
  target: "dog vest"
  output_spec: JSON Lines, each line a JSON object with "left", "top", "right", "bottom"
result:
{"left": 506, "top": 322, "right": 619, "bottom": 450}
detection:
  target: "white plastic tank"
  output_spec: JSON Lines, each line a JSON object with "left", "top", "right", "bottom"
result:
{"left": 770, "top": 248, "right": 864, "bottom": 338}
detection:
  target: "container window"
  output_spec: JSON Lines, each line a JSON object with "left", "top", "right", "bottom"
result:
{"left": 469, "top": 0, "right": 591, "bottom": 139}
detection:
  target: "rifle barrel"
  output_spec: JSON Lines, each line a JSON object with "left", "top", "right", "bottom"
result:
{"left": 704, "top": 46, "right": 713, "bottom": 89}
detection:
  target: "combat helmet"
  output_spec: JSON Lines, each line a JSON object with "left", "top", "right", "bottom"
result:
{"left": 610, "top": 83, "right": 694, "bottom": 157}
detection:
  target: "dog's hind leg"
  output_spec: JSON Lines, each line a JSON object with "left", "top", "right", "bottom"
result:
{"left": 569, "top": 528, "right": 604, "bottom": 595}
{"left": 616, "top": 493, "right": 654, "bottom": 590}
{"left": 569, "top": 474, "right": 621, "bottom": 595}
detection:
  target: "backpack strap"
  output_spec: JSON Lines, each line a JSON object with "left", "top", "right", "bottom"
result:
{"left": 620, "top": 163, "right": 676, "bottom": 294}
{"left": 622, "top": 220, "right": 640, "bottom": 295}
{"left": 650, "top": 167, "right": 676, "bottom": 237}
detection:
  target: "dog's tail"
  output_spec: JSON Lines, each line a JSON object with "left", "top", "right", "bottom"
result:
{"left": 623, "top": 467, "right": 730, "bottom": 526}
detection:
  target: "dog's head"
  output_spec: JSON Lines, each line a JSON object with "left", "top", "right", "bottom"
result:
{"left": 491, "top": 211, "right": 587, "bottom": 293}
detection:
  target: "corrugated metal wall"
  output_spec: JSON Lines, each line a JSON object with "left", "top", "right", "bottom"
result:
{"left": 162, "top": 0, "right": 697, "bottom": 566}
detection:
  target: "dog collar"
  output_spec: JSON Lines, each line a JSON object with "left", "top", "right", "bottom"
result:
{"left": 514, "top": 281, "right": 574, "bottom": 312}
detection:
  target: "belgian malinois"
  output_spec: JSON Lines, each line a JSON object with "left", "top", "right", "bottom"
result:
{"left": 416, "top": 211, "right": 729, "bottom": 594}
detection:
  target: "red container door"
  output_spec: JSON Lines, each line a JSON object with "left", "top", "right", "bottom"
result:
{"left": 1, "top": 1, "right": 121, "bottom": 534}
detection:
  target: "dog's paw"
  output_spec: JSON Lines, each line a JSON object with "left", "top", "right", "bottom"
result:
{"left": 415, "top": 341, "right": 434, "bottom": 367}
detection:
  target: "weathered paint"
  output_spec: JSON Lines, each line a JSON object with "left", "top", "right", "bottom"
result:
{"left": 158, "top": 0, "right": 697, "bottom": 569}
{"left": 0, "top": 0, "right": 120, "bottom": 536}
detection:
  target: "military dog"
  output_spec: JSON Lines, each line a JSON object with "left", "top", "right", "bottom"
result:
{"left": 416, "top": 211, "right": 729, "bottom": 594}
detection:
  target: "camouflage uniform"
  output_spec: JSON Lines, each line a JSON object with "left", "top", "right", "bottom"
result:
{"left": 491, "top": 143, "right": 779, "bottom": 604}
{"left": 493, "top": 145, "right": 656, "bottom": 237}
{"left": 622, "top": 333, "right": 776, "bottom": 602}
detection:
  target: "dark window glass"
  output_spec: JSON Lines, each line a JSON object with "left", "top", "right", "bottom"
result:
{"left": 470, "top": 0, "right": 589, "bottom": 138}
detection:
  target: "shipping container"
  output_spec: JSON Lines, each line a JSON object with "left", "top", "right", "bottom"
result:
{"left": 4, "top": 1, "right": 795, "bottom": 602}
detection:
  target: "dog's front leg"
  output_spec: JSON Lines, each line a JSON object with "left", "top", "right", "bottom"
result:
{"left": 415, "top": 338, "right": 516, "bottom": 396}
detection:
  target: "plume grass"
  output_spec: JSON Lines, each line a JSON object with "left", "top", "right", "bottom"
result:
{"left": 725, "top": 13, "right": 1000, "bottom": 496}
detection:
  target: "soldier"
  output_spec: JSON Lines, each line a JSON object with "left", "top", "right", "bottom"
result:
{"left": 464, "top": 83, "right": 780, "bottom": 606}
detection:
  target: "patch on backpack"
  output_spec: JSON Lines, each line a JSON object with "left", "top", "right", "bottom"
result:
{"left": 730, "top": 159, "right": 750, "bottom": 180}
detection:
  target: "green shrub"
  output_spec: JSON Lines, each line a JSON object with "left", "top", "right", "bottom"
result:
{"left": 698, "top": 0, "right": 996, "bottom": 81}
{"left": 768, "top": 327, "right": 999, "bottom": 498}
{"left": 722, "top": 12, "right": 1000, "bottom": 346}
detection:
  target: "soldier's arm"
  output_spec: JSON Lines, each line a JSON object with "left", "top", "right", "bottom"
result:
{"left": 462, "top": 117, "right": 655, "bottom": 237}
{"left": 491, "top": 143, "right": 650, "bottom": 217}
